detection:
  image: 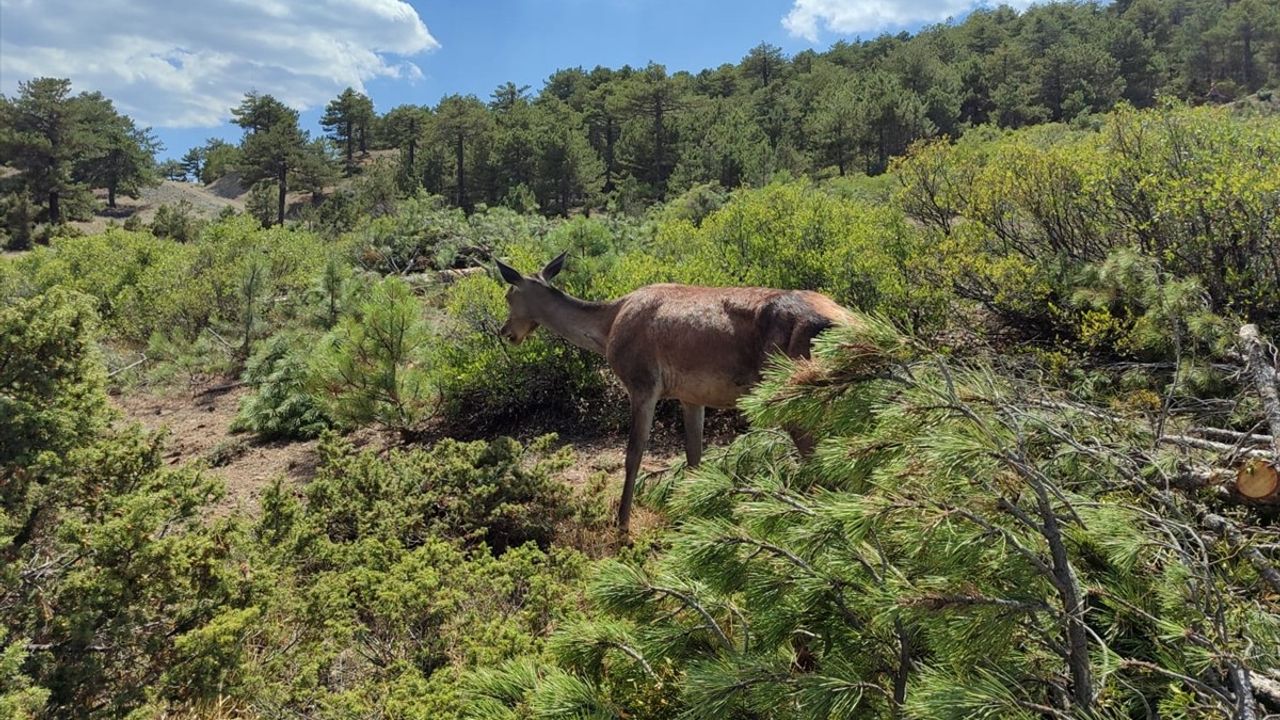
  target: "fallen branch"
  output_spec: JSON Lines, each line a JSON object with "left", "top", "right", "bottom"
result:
{"left": 204, "top": 327, "right": 236, "bottom": 355}
{"left": 1238, "top": 324, "right": 1280, "bottom": 458}
{"left": 1200, "top": 513, "right": 1280, "bottom": 595}
{"left": 107, "top": 354, "right": 147, "bottom": 378}
{"left": 1158, "top": 434, "right": 1273, "bottom": 460}
{"left": 1252, "top": 672, "right": 1280, "bottom": 713}
{"left": 1188, "top": 426, "right": 1275, "bottom": 448}
{"left": 194, "top": 381, "right": 248, "bottom": 398}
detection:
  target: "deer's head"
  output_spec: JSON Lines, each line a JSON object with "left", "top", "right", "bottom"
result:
{"left": 495, "top": 251, "right": 567, "bottom": 344}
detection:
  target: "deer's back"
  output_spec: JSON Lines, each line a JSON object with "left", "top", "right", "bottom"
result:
{"left": 605, "top": 284, "right": 848, "bottom": 408}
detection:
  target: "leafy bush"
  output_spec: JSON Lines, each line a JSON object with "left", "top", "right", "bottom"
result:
{"left": 304, "top": 432, "right": 580, "bottom": 553}
{"left": 896, "top": 103, "right": 1280, "bottom": 343}
{"left": 651, "top": 181, "right": 928, "bottom": 323}
{"left": 149, "top": 199, "right": 203, "bottom": 242}
{"left": 1, "top": 193, "right": 34, "bottom": 251}
{"left": 0, "top": 287, "right": 109, "bottom": 473}
{"left": 429, "top": 273, "right": 616, "bottom": 434}
{"left": 13, "top": 216, "right": 331, "bottom": 355}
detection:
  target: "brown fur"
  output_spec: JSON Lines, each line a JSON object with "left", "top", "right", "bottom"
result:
{"left": 605, "top": 285, "right": 848, "bottom": 407}
{"left": 496, "top": 255, "right": 850, "bottom": 532}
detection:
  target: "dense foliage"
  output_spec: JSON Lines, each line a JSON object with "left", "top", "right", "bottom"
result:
{"left": 0, "top": 296, "right": 603, "bottom": 716}
{"left": 0, "top": 78, "right": 159, "bottom": 238}
{"left": 469, "top": 319, "right": 1280, "bottom": 718}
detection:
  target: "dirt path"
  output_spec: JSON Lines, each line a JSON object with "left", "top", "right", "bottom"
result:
{"left": 112, "top": 386, "right": 319, "bottom": 516}
{"left": 111, "top": 383, "right": 719, "bottom": 530}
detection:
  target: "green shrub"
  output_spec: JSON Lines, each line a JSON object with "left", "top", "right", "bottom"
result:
{"left": 651, "top": 181, "right": 927, "bottom": 322}
{"left": 1, "top": 194, "right": 34, "bottom": 251}
{"left": 312, "top": 276, "right": 435, "bottom": 438}
{"left": 895, "top": 103, "right": 1280, "bottom": 343}
{"left": 245, "top": 180, "right": 277, "bottom": 227}
{"left": 15, "top": 217, "right": 331, "bottom": 348}
{"left": 149, "top": 199, "right": 203, "bottom": 242}
{"left": 304, "top": 432, "right": 579, "bottom": 553}
{"left": 0, "top": 287, "right": 109, "bottom": 473}
{"left": 231, "top": 331, "right": 333, "bottom": 440}
{"left": 429, "top": 273, "right": 616, "bottom": 434}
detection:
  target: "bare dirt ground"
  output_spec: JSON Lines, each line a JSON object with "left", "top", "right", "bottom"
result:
{"left": 111, "top": 385, "right": 320, "bottom": 516}
{"left": 73, "top": 180, "right": 246, "bottom": 234}
{"left": 110, "top": 381, "right": 713, "bottom": 533}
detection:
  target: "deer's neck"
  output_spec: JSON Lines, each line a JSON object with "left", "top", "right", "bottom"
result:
{"left": 536, "top": 290, "right": 619, "bottom": 356}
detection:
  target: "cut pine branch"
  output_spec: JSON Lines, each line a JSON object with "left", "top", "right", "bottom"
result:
{"left": 1187, "top": 426, "right": 1275, "bottom": 448}
{"left": 1238, "top": 324, "right": 1280, "bottom": 457}
{"left": 1158, "top": 434, "right": 1273, "bottom": 460}
{"left": 1231, "top": 324, "right": 1280, "bottom": 504}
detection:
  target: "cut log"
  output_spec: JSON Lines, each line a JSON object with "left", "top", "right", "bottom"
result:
{"left": 1253, "top": 672, "right": 1280, "bottom": 714}
{"left": 1237, "top": 459, "right": 1280, "bottom": 501}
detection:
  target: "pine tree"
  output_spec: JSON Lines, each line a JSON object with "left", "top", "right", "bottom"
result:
{"left": 433, "top": 94, "right": 492, "bottom": 213}
{"left": 618, "top": 64, "right": 684, "bottom": 200}
{"left": 468, "top": 317, "right": 1280, "bottom": 718}
{"left": 0, "top": 78, "right": 92, "bottom": 224}
{"left": 232, "top": 93, "right": 308, "bottom": 226}
{"left": 179, "top": 146, "right": 204, "bottom": 183}
{"left": 531, "top": 99, "right": 603, "bottom": 215}
{"left": 74, "top": 96, "right": 160, "bottom": 208}
{"left": 382, "top": 104, "right": 431, "bottom": 189}
{"left": 321, "top": 87, "right": 374, "bottom": 173}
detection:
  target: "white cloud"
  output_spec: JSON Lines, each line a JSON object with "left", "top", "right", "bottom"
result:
{"left": 783, "top": 0, "right": 1034, "bottom": 42}
{"left": 0, "top": 0, "right": 437, "bottom": 127}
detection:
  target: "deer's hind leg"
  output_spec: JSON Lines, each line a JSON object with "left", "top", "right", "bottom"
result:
{"left": 682, "top": 402, "right": 705, "bottom": 468}
{"left": 618, "top": 388, "right": 659, "bottom": 534}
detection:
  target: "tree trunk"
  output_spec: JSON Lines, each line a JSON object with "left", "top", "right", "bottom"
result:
{"left": 107, "top": 183, "right": 116, "bottom": 209}
{"left": 603, "top": 116, "right": 616, "bottom": 193}
{"left": 48, "top": 191, "right": 60, "bottom": 225}
{"left": 345, "top": 121, "right": 354, "bottom": 168}
{"left": 1242, "top": 26, "right": 1255, "bottom": 90}
{"left": 276, "top": 163, "right": 287, "bottom": 227}
{"left": 455, "top": 133, "right": 467, "bottom": 211}
{"left": 653, "top": 101, "right": 666, "bottom": 196}
{"left": 1236, "top": 324, "right": 1280, "bottom": 502}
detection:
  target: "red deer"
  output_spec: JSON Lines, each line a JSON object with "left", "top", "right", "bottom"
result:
{"left": 496, "top": 252, "right": 851, "bottom": 533}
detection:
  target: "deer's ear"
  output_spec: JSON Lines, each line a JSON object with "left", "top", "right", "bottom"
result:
{"left": 539, "top": 251, "right": 568, "bottom": 282}
{"left": 496, "top": 259, "right": 523, "bottom": 285}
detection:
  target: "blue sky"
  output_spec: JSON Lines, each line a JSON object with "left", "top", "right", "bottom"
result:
{"left": 0, "top": 0, "right": 1022, "bottom": 159}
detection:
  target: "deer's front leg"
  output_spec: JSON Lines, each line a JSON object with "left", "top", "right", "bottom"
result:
{"left": 682, "top": 402, "right": 704, "bottom": 468}
{"left": 618, "top": 391, "right": 658, "bottom": 534}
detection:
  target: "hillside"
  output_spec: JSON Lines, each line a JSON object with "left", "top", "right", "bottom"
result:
{"left": 5, "top": 99, "right": 1280, "bottom": 719}
{"left": 69, "top": 180, "right": 244, "bottom": 234}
